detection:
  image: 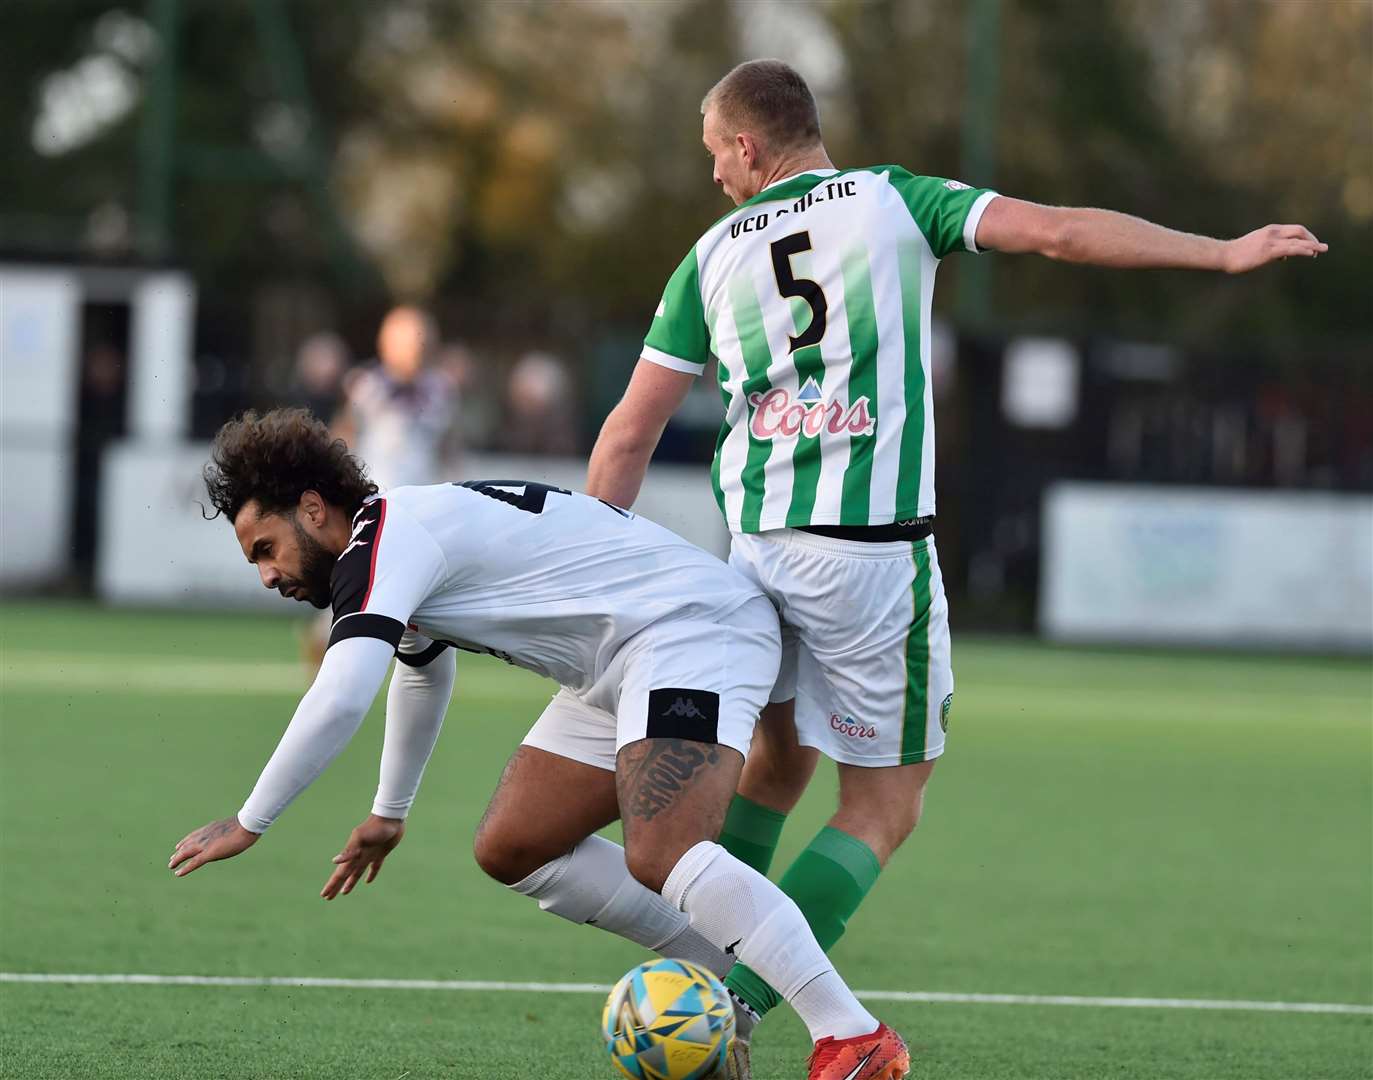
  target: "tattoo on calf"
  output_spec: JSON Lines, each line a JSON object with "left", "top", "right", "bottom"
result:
{"left": 623, "top": 739, "right": 720, "bottom": 821}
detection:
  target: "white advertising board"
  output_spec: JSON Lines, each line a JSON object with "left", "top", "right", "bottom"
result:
{"left": 1041, "top": 483, "right": 1373, "bottom": 651}
{"left": 0, "top": 263, "right": 197, "bottom": 586}
{"left": 0, "top": 442, "right": 74, "bottom": 585}
{"left": 97, "top": 442, "right": 729, "bottom": 609}
{"left": 97, "top": 441, "right": 272, "bottom": 607}
{"left": 0, "top": 267, "right": 81, "bottom": 431}
{"left": 0, "top": 268, "right": 81, "bottom": 585}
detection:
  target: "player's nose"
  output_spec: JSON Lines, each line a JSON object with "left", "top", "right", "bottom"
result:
{"left": 258, "top": 564, "right": 280, "bottom": 589}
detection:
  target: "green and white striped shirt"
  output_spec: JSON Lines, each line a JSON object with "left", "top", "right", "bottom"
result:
{"left": 643, "top": 166, "right": 996, "bottom": 533}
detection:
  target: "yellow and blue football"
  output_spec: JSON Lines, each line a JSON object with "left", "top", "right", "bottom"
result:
{"left": 601, "top": 958, "right": 736, "bottom": 1080}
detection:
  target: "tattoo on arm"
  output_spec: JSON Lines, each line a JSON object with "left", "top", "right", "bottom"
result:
{"left": 620, "top": 739, "right": 720, "bottom": 821}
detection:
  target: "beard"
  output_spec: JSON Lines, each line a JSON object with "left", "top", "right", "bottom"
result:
{"left": 278, "top": 517, "right": 336, "bottom": 609}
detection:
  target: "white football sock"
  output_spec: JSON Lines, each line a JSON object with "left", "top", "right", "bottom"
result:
{"left": 791, "top": 972, "right": 881, "bottom": 1041}
{"left": 661, "top": 841, "right": 879, "bottom": 1043}
{"left": 509, "top": 834, "right": 733, "bottom": 979}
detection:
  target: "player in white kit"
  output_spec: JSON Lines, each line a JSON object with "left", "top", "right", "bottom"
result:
{"left": 168, "top": 408, "right": 910, "bottom": 1078}
{"left": 586, "top": 59, "right": 1326, "bottom": 1079}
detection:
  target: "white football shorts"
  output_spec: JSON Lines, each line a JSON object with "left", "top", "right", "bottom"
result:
{"left": 520, "top": 595, "right": 781, "bottom": 771}
{"left": 727, "top": 529, "right": 953, "bottom": 767}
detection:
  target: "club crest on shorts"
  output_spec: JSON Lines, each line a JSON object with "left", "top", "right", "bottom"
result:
{"left": 940, "top": 692, "right": 954, "bottom": 732}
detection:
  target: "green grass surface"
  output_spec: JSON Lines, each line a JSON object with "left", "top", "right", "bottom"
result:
{"left": 2, "top": 602, "right": 1370, "bottom": 1078}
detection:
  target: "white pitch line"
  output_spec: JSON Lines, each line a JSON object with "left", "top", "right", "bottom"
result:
{"left": 2, "top": 973, "right": 1369, "bottom": 1016}
{"left": 852, "top": 990, "right": 1373, "bottom": 1015}
{"left": 0, "top": 973, "right": 607, "bottom": 994}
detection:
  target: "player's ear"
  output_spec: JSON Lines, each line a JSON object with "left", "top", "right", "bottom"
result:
{"left": 736, "top": 130, "right": 756, "bottom": 165}
{"left": 298, "top": 489, "right": 326, "bottom": 526}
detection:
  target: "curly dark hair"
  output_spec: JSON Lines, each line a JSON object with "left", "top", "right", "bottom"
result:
{"left": 203, "top": 408, "right": 378, "bottom": 522}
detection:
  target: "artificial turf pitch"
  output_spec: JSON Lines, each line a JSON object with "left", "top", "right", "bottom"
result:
{"left": 1, "top": 602, "right": 1369, "bottom": 1078}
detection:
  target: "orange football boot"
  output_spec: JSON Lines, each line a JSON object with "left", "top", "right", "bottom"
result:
{"left": 806, "top": 1022, "right": 910, "bottom": 1080}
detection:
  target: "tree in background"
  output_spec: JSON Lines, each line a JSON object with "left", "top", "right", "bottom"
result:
{"left": 2, "top": 0, "right": 1368, "bottom": 353}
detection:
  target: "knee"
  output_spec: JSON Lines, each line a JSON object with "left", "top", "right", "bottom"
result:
{"left": 833, "top": 763, "right": 935, "bottom": 864}
{"left": 841, "top": 810, "right": 917, "bottom": 867}
{"left": 883, "top": 800, "right": 923, "bottom": 853}
{"left": 740, "top": 735, "right": 818, "bottom": 812}
{"left": 472, "top": 824, "right": 547, "bottom": 886}
{"left": 754, "top": 738, "right": 814, "bottom": 790}
{"left": 623, "top": 843, "right": 675, "bottom": 896}
{"left": 876, "top": 783, "right": 932, "bottom": 856}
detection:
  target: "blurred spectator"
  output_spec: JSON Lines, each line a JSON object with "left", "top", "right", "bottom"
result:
{"left": 500, "top": 350, "right": 579, "bottom": 456}
{"left": 288, "top": 331, "right": 349, "bottom": 422}
{"left": 334, "top": 305, "right": 455, "bottom": 489}
{"left": 436, "top": 340, "right": 496, "bottom": 457}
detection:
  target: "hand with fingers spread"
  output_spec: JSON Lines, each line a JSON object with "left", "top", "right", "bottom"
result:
{"left": 169, "top": 816, "right": 260, "bottom": 877}
{"left": 1223, "top": 224, "right": 1328, "bottom": 274}
{"left": 321, "top": 814, "right": 405, "bottom": 900}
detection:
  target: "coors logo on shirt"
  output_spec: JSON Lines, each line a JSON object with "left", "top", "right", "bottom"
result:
{"left": 747, "top": 377, "right": 876, "bottom": 441}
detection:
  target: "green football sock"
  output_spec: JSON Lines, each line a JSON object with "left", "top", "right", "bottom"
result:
{"left": 717, "top": 793, "right": 787, "bottom": 875}
{"left": 724, "top": 825, "right": 882, "bottom": 1019}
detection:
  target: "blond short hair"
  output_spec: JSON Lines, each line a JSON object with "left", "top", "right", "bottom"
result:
{"left": 702, "top": 59, "right": 821, "bottom": 154}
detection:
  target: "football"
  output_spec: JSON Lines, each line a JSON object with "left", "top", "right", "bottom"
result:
{"left": 601, "top": 958, "right": 736, "bottom": 1080}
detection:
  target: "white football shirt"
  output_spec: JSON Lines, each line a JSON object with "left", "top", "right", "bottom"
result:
{"left": 328, "top": 481, "right": 764, "bottom": 694}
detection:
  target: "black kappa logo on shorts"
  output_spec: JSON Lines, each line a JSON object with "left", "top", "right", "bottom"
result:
{"left": 646, "top": 688, "right": 720, "bottom": 744}
{"left": 662, "top": 697, "right": 706, "bottom": 719}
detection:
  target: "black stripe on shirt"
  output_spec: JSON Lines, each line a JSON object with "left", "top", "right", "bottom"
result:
{"left": 330, "top": 500, "right": 387, "bottom": 621}
{"left": 329, "top": 612, "right": 405, "bottom": 649}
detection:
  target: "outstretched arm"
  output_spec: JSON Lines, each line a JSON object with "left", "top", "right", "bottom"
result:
{"left": 585, "top": 360, "right": 695, "bottom": 509}
{"left": 321, "top": 646, "right": 457, "bottom": 900}
{"left": 371, "top": 647, "right": 456, "bottom": 820}
{"left": 169, "top": 635, "right": 396, "bottom": 877}
{"left": 974, "top": 197, "right": 1327, "bottom": 273}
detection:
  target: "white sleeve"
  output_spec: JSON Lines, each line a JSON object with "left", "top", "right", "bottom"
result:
{"left": 371, "top": 641, "right": 456, "bottom": 820}
{"left": 237, "top": 636, "right": 396, "bottom": 834}
{"left": 963, "top": 190, "right": 999, "bottom": 253}
{"left": 329, "top": 497, "right": 448, "bottom": 651}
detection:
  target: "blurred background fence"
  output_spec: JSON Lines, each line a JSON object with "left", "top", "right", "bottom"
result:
{"left": 2, "top": 0, "right": 1370, "bottom": 648}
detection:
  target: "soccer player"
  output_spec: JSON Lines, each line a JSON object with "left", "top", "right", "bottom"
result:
{"left": 169, "top": 408, "right": 911, "bottom": 1080}
{"left": 584, "top": 59, "right": 1327, "bottom": 1078}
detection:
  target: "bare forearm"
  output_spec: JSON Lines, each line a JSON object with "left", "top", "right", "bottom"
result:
{"left": 1047, "top": 208, "right": 1225, "bottom": 271}
{"left": 977, "top": 196, "right": 1326, "bottom": 274}
{"left": 587, "top": 359, "right": 695, "bottom": 506}
{"left": 585, "top": 406, "right": 661, "bottom": 509}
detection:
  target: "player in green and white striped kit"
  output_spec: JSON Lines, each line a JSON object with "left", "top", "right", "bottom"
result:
{"left": 587, "top": 59, "right": 1325, "bottom": 1080}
